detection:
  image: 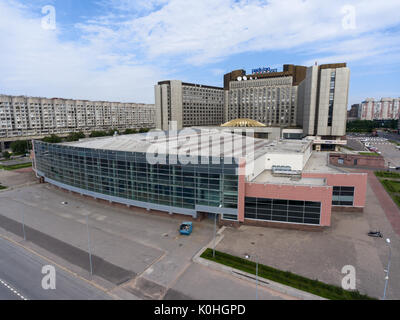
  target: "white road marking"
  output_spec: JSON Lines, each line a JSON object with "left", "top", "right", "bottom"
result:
{"left": 0, "top": 278, "right": 28, "bottom": 300}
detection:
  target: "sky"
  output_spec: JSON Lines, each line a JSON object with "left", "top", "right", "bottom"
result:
{"left": 0, "top": 0, "right": 399, "bottom": 108}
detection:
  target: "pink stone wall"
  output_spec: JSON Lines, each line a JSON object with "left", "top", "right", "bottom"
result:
{"left": 302, "top": 172, "right": 368, "bottom": 208}
{"left": 244, "top": 182, "right": 333, "bottom": 226}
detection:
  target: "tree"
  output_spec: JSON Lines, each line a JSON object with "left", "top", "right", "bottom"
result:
{"left": 10, "top": 140, "right": 31, "bottom": 155}
{"left": 123, "top": 128, "right": 138, "bottom": 135}
{"left": 42, "top": 135, "right": 62, "bottom": 143}
{"left": 65, "top": 132, "right": 86, "bottom": 142}
{"left": 2, "top": 151, "right": 11, "bottom": 159}
{"left": 89, "top": 131, "right": 108, "bottom": 138}
{"left": 138, "top": 128, "right": 150, "bottom": 133}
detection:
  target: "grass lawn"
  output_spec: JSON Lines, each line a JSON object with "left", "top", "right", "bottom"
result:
{"left": 359, "top": 152, "right": 380, "bottom": 156}
{"left": 0, "top": 162, "right": 32, "bottom": 171}
{"left": 200, "top": 248, "right": 375, "bottom": 300}
{"left": 381, "top": 180, "right": 400, "bottom": 193}
{"left": 375, "top": 171, "right": 400, "bottom": 179}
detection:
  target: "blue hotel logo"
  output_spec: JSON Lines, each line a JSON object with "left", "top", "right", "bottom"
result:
{"left": 252, "top": 67, "right": 278, "bottom": 74}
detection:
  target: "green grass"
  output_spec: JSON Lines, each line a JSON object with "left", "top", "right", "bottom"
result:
{"left": 389, "top": 140, "right": 400, "bottom": 146}
{"left": 381, "top": 180, "right": 400, "bottom": 193}
{"left": 341, "top": 145, "right": 354, "bottom": 151}
{"left": 359, "top": 152, "right": 380, "bottom": 156}
{"left": 375, "top": 171, "right": 400, "bottom": 179}
{"left": 200, "top": 248, "right": 375, "bottom": 300}
{"left": 0, "top": 162, "right": 32, "bottom": 171}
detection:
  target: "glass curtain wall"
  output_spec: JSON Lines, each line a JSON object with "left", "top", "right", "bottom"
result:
{"left": 34, "top": 141, "right": 238, "bottom": 211}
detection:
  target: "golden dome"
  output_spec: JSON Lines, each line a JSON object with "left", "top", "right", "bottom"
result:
{"left": 221, "top": 119, "right": 267, "bottom": 127}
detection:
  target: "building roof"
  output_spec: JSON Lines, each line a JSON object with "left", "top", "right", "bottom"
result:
{"left": 221, "top": 119, "right": 267, "bottom": 127}
{"left": 60, "top": 129, "right": 272, "bottom": 160}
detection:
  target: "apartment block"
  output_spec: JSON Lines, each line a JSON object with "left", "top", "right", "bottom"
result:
{"left": 0, "top": 95, "right": 155, "bottom": 139}
{"left": 360, "top": 98, "right": 400, "bottom": 120}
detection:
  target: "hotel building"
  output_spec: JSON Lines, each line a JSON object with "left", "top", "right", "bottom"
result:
{"left": 155, "top": 81, "right": 224, "bottom": 131}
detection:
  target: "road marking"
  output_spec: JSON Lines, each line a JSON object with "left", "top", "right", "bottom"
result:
{"left": 0, "top": 278, "right": 28, "bottom": 300}
{"left": 0, "top": 232, "right": 119, "bottom": 300}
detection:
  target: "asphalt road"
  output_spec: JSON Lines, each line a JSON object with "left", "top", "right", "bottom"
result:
{"left": 0, "top": 237, "right": 111, "bottom": 300}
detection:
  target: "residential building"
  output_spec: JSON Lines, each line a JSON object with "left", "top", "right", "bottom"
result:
{"left": 0, "top": 94, "right": 155, "bottom": 141}
{"left": 360, "top": 98, "right": 400, "bottom": 120}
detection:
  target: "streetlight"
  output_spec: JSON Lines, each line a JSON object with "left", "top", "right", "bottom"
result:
{"left": 213, "top": 204, "right": 223, "bottom": 259}
{"left": 245, "top": 253, "right": 259, "bottom": 300}
{"left": 86, "top": 215, "right": 93, "bottom": 277}
{"left": 382, "top": 238, "right": 392, "bottom": 300}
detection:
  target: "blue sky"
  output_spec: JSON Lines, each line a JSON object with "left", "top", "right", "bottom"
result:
{"left": 0, "top": 0, "right": 399, "bottom": 108}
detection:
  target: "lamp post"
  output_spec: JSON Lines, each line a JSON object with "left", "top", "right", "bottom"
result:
{"left": 213, "top": 204, "right": 223, "bottom": 259}
{"left": 245, "top": 253, "right": 259, "bottom": 300}
{"left": 383, "top": 238, "right": 392, "bottom": 300}
{"left": 86, "top": 215, "right": 93, "bottom": 277}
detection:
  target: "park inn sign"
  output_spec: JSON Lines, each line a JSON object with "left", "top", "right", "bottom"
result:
{"left": 251, "top": 67, "right": 278, "bottom": 74}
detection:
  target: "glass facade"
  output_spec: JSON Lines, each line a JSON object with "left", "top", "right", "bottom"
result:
{"left": 332, "top": 186, "right": 354, "bottom": 206}
{"left": 34, "top": 141, "right": 239, "bottom": 213}
{"left": 245, "top": 197, "right": 321, "bottom": 225}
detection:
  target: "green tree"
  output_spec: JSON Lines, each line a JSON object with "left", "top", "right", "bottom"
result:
{"left": 138, "top": 128, "right": 150, "bottom": 133}
{"left": 10, "top": 140, "right": 31, "bottom": 155}
{"left": 2, "top": 151, "right": 11, "bottom": 159}
{"left": 65, "top": 132, "right": 86, "bottom": 142}
{"left": 42, "top": 135, "right": 62, "bottom": 143}
{"left": 89, "top": 131, "right": 108, "bottom": 138}
{"left": 123, "top": 128, "right": 138, "bottom": 135}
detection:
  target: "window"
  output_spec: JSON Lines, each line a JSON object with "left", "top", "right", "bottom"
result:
{"left": 332, "top": 186, "right": 354, "bottom": 206}
{"left": 244, "top": 197, "right": 321, "bottom": 225}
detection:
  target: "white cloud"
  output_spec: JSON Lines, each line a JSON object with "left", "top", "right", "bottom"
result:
{"left": 0, "top": 0, "right": 163, "bottom": 103}
{"left": 0, "top": 0, "right": 399, "bottom": 104}
{"left": 114, "top": 0, "right": 400, "bottom": 65}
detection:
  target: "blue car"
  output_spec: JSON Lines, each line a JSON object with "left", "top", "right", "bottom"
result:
{"left": 179, "top": 222, "right": 193, "bottom": 235}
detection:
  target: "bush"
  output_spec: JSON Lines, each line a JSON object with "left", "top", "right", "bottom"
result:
{"left": 90, "top": 131, "right": 108, "bottom": 138}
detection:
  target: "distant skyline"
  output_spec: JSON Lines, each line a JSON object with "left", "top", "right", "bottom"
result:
{"left": 0, "top": 0, "right": 399, "bottom": 108}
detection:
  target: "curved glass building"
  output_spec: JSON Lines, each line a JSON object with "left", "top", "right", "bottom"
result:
{"left": 32, "top": 131, "right": 240, "bottom": 219}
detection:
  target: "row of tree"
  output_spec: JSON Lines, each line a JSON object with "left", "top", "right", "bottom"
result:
{"left": 347, "top": 119, "right": 398, "bottom": 133}
{"left": 1, "top": 128, "right": 151, "bottom": 159}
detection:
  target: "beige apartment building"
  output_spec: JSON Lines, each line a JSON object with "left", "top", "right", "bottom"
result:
{"left": 360, "top": 98, "right": 400, "bottom": 120}
{"left": 0, "top": 95, "right": 155, "bottom": 140}
{"left": 155, "top": 80, "right": 224, "bottom": 130}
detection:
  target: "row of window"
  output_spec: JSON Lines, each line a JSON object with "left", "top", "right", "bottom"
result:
{"left": 245, "top": 197, "right": 321, "bottom": 225}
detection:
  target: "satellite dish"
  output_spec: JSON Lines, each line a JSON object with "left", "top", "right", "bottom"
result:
{"left": 237, "top": 76, "right": 242, "bottom": 81}
{"left": 243, "top": 76, "right": 248, "bottom": 81}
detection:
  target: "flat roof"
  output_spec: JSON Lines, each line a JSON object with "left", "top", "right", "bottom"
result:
{"left": 303, "top": 152, "right": 346, "bottom": 174}
{"left": 250, "top": 170, "right": 326, "bottom": 186}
